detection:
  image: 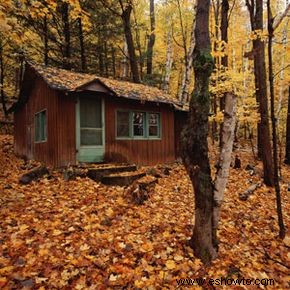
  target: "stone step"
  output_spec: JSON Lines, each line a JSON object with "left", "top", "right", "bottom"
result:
{"left": 101, "top": 172, "right": 146, "bottom": 186}
{"left": 87, "top": 165, "right": 137, "bottom": 182}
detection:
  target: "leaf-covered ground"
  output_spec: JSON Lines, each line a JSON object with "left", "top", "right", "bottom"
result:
{"left": 0, "top": 135, "right": 289, "bottom": 289}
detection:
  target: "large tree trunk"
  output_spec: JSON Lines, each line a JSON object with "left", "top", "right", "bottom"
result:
{"left": 246, "top": 0, "right": 274, "bottom": 186}
{"left": 267, "top": 0, "right": 286, "bottom": 239}
{"left": 181, "top": 0, "right": 217, "bottom": 264}
{"left": 285, "top": 87, "right": 290, "bottom": 165}
{"left": 61, "top": 2, "right": 71, "bottom": 69}
{"left": 121, "top": 2, "right": 140, "bottom": 83}
{"left": 162, "top": 29, "right": 173, "bottom": 94}
{"left": 212, "top": 0, "right": 237, "bottom": 247}
{"left": 147, "top": 0, "right": 155, "bottom": 75}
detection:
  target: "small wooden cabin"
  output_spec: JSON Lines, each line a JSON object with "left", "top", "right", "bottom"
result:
{"left": 13, "top": 62, "right": 187, "bottom": 167}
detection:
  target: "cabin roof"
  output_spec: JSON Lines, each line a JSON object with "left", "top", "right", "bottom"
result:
{"left": 28, "top": 62, "right": 184, "bottom": 107}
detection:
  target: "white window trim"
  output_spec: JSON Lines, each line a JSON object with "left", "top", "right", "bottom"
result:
{"left": 115, "top": 110, "right": 162, "bottom": 140}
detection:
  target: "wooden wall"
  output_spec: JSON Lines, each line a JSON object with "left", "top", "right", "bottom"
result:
{"left": 14, "top": 77, "right": 76, "bottom": 167}
{"left": 15, "top": 73, "right": 182, "bottom": 167}
{"left": 104, "top": 98, "right": 176, "bottom": 165}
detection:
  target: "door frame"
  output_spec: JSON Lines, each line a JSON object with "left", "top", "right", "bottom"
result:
{"left": 76, "top": 95, "right": 105, "bottom": 163}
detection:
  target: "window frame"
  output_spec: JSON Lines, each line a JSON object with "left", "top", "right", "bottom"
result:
{"left": 115, "top": 110, "right": 161, "bottom": 140}
{"left": 34, "top": 109, "right": 47, "bottom": 143}
{"left": 147, "top": 112, "right": 161, "bottom": 139}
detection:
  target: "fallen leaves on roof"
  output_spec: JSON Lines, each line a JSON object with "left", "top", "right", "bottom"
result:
{"left": 0, "top": 135, "right": 289, "bottom": 288}
{"left": 31, "top": 63, "right": 97, "bottom": 91}
{"left": 30, "top": 63, "right": 181, "bottom": 106}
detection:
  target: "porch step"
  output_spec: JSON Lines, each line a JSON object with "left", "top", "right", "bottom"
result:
{"left": 87, "top": 165, "right": 137, "bottom": 182}
{"left": 101, "top": 172, "right": 146, "bottom": 186}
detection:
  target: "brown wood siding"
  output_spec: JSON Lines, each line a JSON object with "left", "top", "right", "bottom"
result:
{"left": 14, "top": 77, "right": 76, "bottom": 167}
{"left": 105, "top": 98, "right": 176, "bottom": 165}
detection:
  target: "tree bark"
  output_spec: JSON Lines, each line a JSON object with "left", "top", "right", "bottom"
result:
{"left": 267, "top": 0, "right": 286, "bottom": 239}
{"left": 147, "top": 0, "right": 155, "bottom": 75}
{"left": 121, "top": 38, "right": 129, "bottom": 79}
{"left": 181, "top": 0, "right": 217, "bottom": 264}
{"left": 61, "top": 2, "right": 71, "bottom": 69}
{"left": 212, "top": 0, "right": 237, "bottom": 248}
{"left": 179, "top": 17, "right": 195, "bottom": 103}
{"left": 120, "top": 1, "right": 140, "bottom": 83}
{"left": 162, "top": 29, "right": 173, "bottom": 94}
{"left": 285, "top": 87, "right": 290, "bottom": 165}
{"left": 246, "top": 0, "right": 274, "bottom": 186}
{"left": 78, "top": 17, "right": 87, "bottom": 72}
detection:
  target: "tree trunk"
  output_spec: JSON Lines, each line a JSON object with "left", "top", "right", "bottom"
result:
{"left": 121, "top": 3, "right": 140, "bottom": 83}
{"left": 121, "top": 38, "right": 129, "bottom": 79}
{"left": 181, "top": 0, "right": 217, "bottom": 264}
{"left": 179, "top": 17, "right": 195, "bottom": 103}
{"left": 61, "top": 2, "right": 71, "bottom": 69}
{"left": 285, "top": 87, "right": 290, "bottom": 165}
{"left": 78, "top": 17, "right": 87, "bottom": 72}
{"left": 162, "top": 29, "right": 173, "bottom": 94}
{"left": 147, "top": 0, "right": 155, "bottom": 75}
{"left": 267, "top": 0, "right": 286, "bottom": 239}
{"left": 104, "top": 41, "right": 109, "bottom": 77}
{"left": 132, "top": 6, "right": 144, "bottom": 79}
{"left": 212, "top": 0, "right": 237, "bottom": 248}
{"left": 246, "top": 0, "right": 274, "bottom": 186}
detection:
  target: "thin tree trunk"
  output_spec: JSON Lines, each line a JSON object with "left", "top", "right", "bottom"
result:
{"left": 147, "top": 0, "right": 155, "bottom": 75}
{"left": 218, "top": 0, "right": 228, "bottom": 146}
{"left": 285, "top": 87, "right": 290, "bottom": 164}
{"left": 78, "top": 17, "right": 87, "bottom": 72}
{"left": 246, "top": 0, "right": 274, "bottom": 186}
{"left": 179, "top": 17, "right": 195, "bottom": 103}
{"left": 61, "top": 2, "right": 71, "bottom": 69}
{"left": 162, "top": 29, "right": 173, "bottom": 93}
{"left": 104, "top": 41, "right": 109, "bottom": 77}
{"left": 213, "top": 0, "right": 237, "bottom": 248}
{"left": 120, "top": 2, "right": 140, "bottom": 83}
{"left": 267, "top": 0, "right": 286, "bottom": 239}
{"left": 132, "top": 5, "right": 144, "bottom": 79}
{"left": 121, "top": 38, "right": 129, "bottom": 78}
{"left": 112, "top": 47, "right": 116, "bottom": 78}
{"left": 181, "top": 0, "right": 217, "bottom": 264}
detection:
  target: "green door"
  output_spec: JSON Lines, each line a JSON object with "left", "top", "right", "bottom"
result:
{"left": 76, "top": 96, "right": 105, "bottom": 163}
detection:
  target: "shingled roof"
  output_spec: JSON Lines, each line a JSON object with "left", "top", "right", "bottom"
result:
{"left": 28, "top": 62, "right": 182, "bottom": 106}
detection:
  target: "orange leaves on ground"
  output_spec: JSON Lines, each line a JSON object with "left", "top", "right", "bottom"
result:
{"left": 0, "top": 135, "right": 289, "bottom": 288}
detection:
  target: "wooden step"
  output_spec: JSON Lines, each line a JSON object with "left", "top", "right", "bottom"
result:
{"left": 101, "top": 172, "right": 146, "bottom": 186}
{"left": 87, "top": 165, "right": 137, "bottom": 182}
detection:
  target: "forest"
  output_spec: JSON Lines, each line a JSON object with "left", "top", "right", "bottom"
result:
{"left": 0, "top": 0, "right": 289, "bottom": 289}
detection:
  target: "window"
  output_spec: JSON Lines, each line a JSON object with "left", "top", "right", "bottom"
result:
{"left": 133, "top": 112, "right": 145, "bottom": 137}
{"left": 116, "top": 110, "right": 161, "bottom": 139}
{"left": 35, "top": 110, "right": 47, "bottom": 142}
{"left": 117, "top": 111, "right": 130, "bottom": 137}
{"left": 148, "top": 113, "right": 160, "bottom": 138}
